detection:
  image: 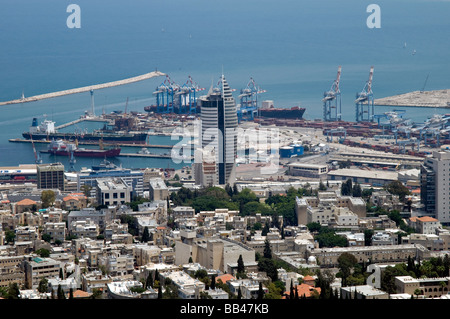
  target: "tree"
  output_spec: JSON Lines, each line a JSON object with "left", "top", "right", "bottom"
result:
{"left": 337, "top": 253, "right": 358, "bottom": 287}
{"left": 261, "top": 222, "right": 270, "bottom": 236}
{"left": 41, "top": 190, "right": 56, "bottom": 208}
{"left": 352, "top": 183, "right": 362, "bottom": 197}
{"left": 258, "top": 258, "right": 278, "bottom": 282}
{"left": 386, "top": 180, "right": 410, "bottom": 202}
{"left": 91, "top": 288, "right": 102, "bottom": 299}
{"left": 210, "top": 275, "right": 216, "bottom": 290}
{"left": 38, "top": 278, "right": 48, "bottom": 293}
{"left": 258, "top": 282, "right": 264, "bottom": 299}
{"left": 80, "top": 184, "right": 92, "bottom": 198}
{"left": 341, "top": 179, "right": 353, "bottom": 196}
{"left": 263, "top": 239, "right": 272, "bottom": 259}
{"left": 57, "top": 284, "right": 65, "bottom": 299}
{"left": 5, "top": 230, "right": 15, "bottom": 244}
{"left": 36, "top": 248, "right": 51, "bottom": 258}
{"left": 7, "top": 283, "right": 20, "bottom": 299}
{"left": 145, "top": 273, "right": 153, "bottom": 289}
{"left": 237, "top": 255, "right": 245, "bottom": 277}
{"left": 319, "top": 181, "right": 327, "bottom": 191}
{"left": 364, "top": 229, "right": 374, "bottom": 246}
{"left": 141, "top": 226, "right": 151, "bottom": 243}
{"left": 158, "top": 285, "right": 162, "bottom": 299}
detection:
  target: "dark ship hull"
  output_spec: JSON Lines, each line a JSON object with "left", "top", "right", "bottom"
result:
{"left": 258, "top": 106, "right": 306, "bottom": 119}
{"left": 22, "top": 132, "right": 148, "bottom": 144}
{"left": 48, "top": 148, "right": 121, "bottom": 158}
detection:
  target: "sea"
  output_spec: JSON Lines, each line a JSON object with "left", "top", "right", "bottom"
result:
{"left": 1, "top": 0, "right": 450, "bottom": 170}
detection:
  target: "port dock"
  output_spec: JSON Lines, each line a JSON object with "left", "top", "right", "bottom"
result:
{"left": 8, "top": 138, "right": 173, "bottom": 149}
{"left": 0, "top": 71, "right": 165, "bottom": 106}
{"left": 374, "top": 89, "right": 450, "bottom": 108}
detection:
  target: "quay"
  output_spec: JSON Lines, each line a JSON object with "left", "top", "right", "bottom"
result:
{"left": 8, "top": 138, "right": 174, "bottom": 149}
{"left": 0, "top": 71, "right": 165, "bottom": 106}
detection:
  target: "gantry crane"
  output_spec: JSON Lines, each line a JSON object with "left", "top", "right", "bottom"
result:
{"left": 323, "top": 66, "right": 342, "bottom": 122}
{"left": 355, "top": 66, "right": 374, "bottom": 122}
{"left": 238, "top": 77, "right": 266, "bottom": 122}
{"left": 175, "top": 75, "right": 205, "bottom": 114}
{"left": 153, "top": 75, "right": 179, "bottom": 113}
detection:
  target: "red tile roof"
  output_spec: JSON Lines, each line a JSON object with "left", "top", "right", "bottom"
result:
{"left": 417, "top": 216, "right": 438, "bottom": 222}
{"left": 283, "top": 284, "right": 321, "bottom": 299}
{"left": 16, "top": 198, "right": 37, "bottom": 206}
{"left": 216, "top": 274, "right": 235, "bottom": 284}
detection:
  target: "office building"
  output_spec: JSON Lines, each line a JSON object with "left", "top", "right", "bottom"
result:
{"left": 37, "top": 163, "right": 65, "bottom": 191}
{"left": 195, "top": 75, "right": 238, "bottom": 186}
{"left": 421, "top": 151, "right": 450, "bottom": 225}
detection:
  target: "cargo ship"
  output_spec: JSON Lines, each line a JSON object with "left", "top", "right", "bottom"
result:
{"left": 44, "top": 139, "right": 121, "bottom": 158}
{"left": 258, "top": 106, "right": 306, "bottom": 119}
{"left": 22, "top": 118, "right": 148, "bottom": 144}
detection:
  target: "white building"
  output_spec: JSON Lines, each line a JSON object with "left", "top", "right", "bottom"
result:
{"left": 195, "top": 75, "right": 238, "bottom": 186}
{"left": 97, "top": 178, "right": 131, "bottom": 206}
{"left": 421, "top": 150, "right": 450, "bottom": 226}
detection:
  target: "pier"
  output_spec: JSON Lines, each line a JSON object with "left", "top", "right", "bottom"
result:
{"left": 54, "top": 117, "right": 112, "bottom": 130}
{"left": 0, "top": 71, "right": 165, "bottom": 106}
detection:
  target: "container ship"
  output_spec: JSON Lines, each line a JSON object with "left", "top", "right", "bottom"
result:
{"left": 22, "top": 118, "right": 148, "bottom": 144}
{"left": 258, "top": 106, "right": 306, "bottom": 119}
{"left": 44, "top": 139, "right": 121, "bottom": 158}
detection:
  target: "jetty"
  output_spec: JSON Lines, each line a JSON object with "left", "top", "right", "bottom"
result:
{"left": 374, "top": 89, "right": 450, "bottom": 108}
{"left": 0, "top": 71, "right": 165, "bottom": 106}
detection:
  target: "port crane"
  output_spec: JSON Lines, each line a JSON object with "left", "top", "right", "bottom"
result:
{"left": 323, "top": 66, "right": 342, "bottom": 122}
{"left": 237, "top": 77, "right": 266, "bottom": 122}
{"left": 325, "top": 127, "right": 347, "bottom": 143}
{"left": 153, "top": 75, "right": 180, "bottom": 113}
{"left": 355, "top": 66, "right": 375, "bottom": 122}
{"left": 175, "top": 75, "right": 205, "bottom": 114}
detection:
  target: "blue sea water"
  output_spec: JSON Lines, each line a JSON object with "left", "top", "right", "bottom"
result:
{"left": 1, "top": 0, "right": 450, "bottom": 169}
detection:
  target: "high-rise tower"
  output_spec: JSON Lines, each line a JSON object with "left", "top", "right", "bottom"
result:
{"left": 195, "top": 75, "right": 238, "bottom": 186}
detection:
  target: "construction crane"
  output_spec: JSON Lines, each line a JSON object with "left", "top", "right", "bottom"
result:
{"left": 238, "top": 77, "right": 266, "bottom": 122}
{"left": 323, "top": 66, "right": 342, "bottom": 121}
{"left": 355, "top": 66, "right": 374, "bottom": 122}
{"left": 30, "top": 134, "right": 42, "bottom": 164}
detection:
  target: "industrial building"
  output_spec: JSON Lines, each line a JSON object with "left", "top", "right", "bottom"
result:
{"left": 287, "top": 163, "right": 328, "bottom": 179}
